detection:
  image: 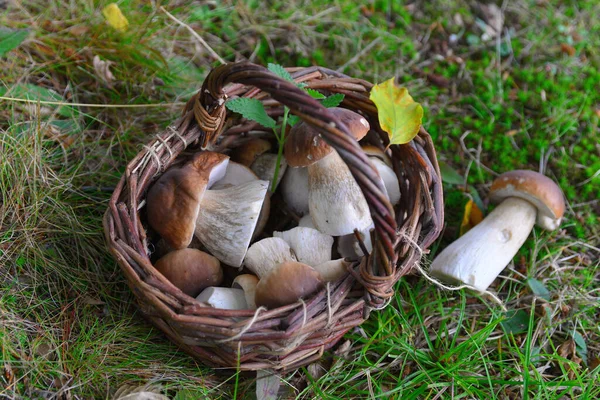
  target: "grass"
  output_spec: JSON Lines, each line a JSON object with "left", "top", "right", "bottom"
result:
{"left": 1, "top": 0, "right": 598, "bottom": 398}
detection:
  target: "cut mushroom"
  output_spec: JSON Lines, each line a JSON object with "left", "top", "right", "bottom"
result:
{"left": 196, "top": 287, "right": 248, "bottom": 310}
{"left": 254, "top": 261, "right": 323, "bottom": 308}
{"left": 430, "top": 170, "right": 565, "bottom": 292}
{"left": 146, "top": 152, "right": 268, "bottom": 267}
{"left": 285, "top": 107, "right": 373, "bottom": 236}
{"left": 232, "top": 274, "right": 259, "bottom": 309}
{"left": 312, "top": 259, "right": 350, "bottom": 282}
{"left": 211, "top": 161, "right": 270, "bottom": 240}
{"left": 251, "top": 153, "right": 287, "bottom": 192}
{"left": 146, "top": 152, "right": 229, "bottom": 249}
{"left": 273, "top": 227, "right": 333, "bottom": 267}
{"left": 154, "top": 248, "right": 222, "bottom": 297}
{"left": 243, "top": 237, "right": 297, "bottom": 278}
{"left": 281, "top": 166, "right": 309, "bottom": 215}
{"left": 195, "top": 180, "right": 269, "bottom": 267}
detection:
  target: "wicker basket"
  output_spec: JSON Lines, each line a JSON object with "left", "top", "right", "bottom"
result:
{"left": 103, "top": 62, "right": 444, "bottom": 371}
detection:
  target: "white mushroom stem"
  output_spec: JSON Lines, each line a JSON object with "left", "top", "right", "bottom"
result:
{"left": 371, "top": 157, "right": 400, "bottom": 205}
{"left": 312, "top": 259, "right": 350, "bottom": 282}
{"left": 196, "top": 287, "right": 248, "bottom": 310}
{"left": 195, "top": 180, "right": 268, "bottom": 268}
{"left": 244, "top": 237, "right": 297, "bottom": 278}
{"left": 308, "top": 151, "right": 373, "bottom": 236}
{"left": 281, "top": 167, "right": 309, "bottom": 215}
{"left": 274, "top": 227, "right": 333, "bottom": 267}
{"left": 429, "top": 197, "right": 537, "bottom": 292}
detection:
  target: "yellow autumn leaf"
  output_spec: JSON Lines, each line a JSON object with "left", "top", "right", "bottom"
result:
{"left": 459, "top": 199, "right": 484, "bottom": 236}
{"left": 369, "top": 78, "right": 423, "bottom": 145}
{"left": 102, "top": 3, "right": 129, "bottom": 32}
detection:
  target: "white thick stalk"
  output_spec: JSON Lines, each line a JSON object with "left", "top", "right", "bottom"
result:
{"left": 430, "top": 197, "right": 537, "bottom": 292}
{"left": 308, "top": 152, "right": 372, "bottom": 236}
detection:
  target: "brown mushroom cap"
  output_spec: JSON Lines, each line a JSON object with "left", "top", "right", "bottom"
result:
{"left": 362, "top": 144, "right": 392, "bottom": 167}
{"left": 154, "top": 248, "right": 223, "bottom": 297}
{"left": 489, "top": 170, "right": 565, "bottom": 230}
{"left": 254, "top": 261, "right": 323, "bottom": 308}
{"left": 231, "top": 138, "right": 272, "bottom": 167}
{"left": 284, "top": 107, "right": 370, "bottom": 167}
{"left": 146, "top": 152, "right": 229, "bottom": 249}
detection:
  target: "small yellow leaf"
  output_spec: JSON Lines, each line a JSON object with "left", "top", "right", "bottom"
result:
{"left": 102, "top": 3, "right": 129, "bottom": 32}
{"left": 369, "top": 78, "right": 424, "bottom": 145}
{"left": 459, "top": 199, "right": 484, "bottom": 236}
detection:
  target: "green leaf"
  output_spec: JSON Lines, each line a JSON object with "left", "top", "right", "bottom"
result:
{"left": 287, "top": 115, "right": 301, "bottom": 127}
{"left": 369, "top": 78, "right": 423, "bottom": 145}
{"left": 306, "top": 88, "right": 325, "bottom": 99}
{"left": 225, "top": 97, "right": 276, "bottom": 129}
{"left": 468, "top": 186, "right": 486, "bottom": 216}
{"left": 527, "top": 278, "right": 551, "bottom": 301}
{"left": 500, "top": 309, "right": 530, "bottom": 334}
{"left": 572, "top": 331, "right": 588, "bottom": 364}
{"left": 0, "top": 28, "right": 29, "bottom": 57}
{"left": 321, "top": 93, "right": 345, "bottom": 108}
{"left": 439, "top": 161, "right": 464, "bottom": 185}
{"left": 267, "top": 63, "right": 294, "bottom": 83}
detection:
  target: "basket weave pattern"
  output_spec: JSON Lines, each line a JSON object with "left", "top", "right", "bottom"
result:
{"left": 103, "top": 62, "right": 444, "bottom": 371}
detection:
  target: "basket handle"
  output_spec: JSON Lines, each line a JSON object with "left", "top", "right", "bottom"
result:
{"left": 186, "top": 62, "right": 398, "bottom": 276}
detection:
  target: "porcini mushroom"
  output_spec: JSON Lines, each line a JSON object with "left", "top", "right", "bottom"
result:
{"left": 232, "top": 274, "right": 259, "bottom": 309}
{"left": 312, "top": 259, "right": 350, "bottom": 282}
{"left": 337, "top": 224, "right": 374, "bottom": 260}
{"left": 196, "top": 287, "right": 248, "bottom": 310}
{"left": 195, "top": 180, "right": 269, "bottom": 267}
{"left": 146, "top": 152, "right": 268, "bottom": 267}
{"left": 362, "top": 144, "right": 392, "bottom": 167}
{"left": 243, "top": 237, "right": 297, "bottom": 278}
{"left": 154, "top": 248, "right": 222, "bottom": 297}
{"left": 273, "top": 227, "right": 333, "bottom": 268}
{"left": 284, "top": 107, "right": 372, "bottom": 235}
{"left": 146, "top": 152, "right": 229, "bottom": 249}
{"left": 211, "top": 161, "right": 271, "bottom": 240}
{"left": 371, "top": 157, "right": 400, "bottom": 205}
{"left": 230, "top": 138, "right": 271, "bottom": 167}
{"left": 298, "top": 214, "right": 315, "bottom": 229}
{"left": 254, "top": 261, "right": 323, "bottom": 308}
{"left": 430, "top": 170, "right": 565, "bottom": 292}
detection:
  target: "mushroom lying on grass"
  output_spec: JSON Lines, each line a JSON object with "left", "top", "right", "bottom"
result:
{"left": 430, "top": 170, "right": 565, "bottom": 292}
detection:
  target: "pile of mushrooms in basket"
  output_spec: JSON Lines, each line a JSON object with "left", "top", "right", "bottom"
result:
{"left": 146, "top": 106, "right": 402, "bottom": 310}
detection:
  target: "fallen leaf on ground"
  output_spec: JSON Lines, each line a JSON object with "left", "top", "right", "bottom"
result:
{"left": 560, "top": 43, "right": 576, "bottom": 56}
{"left": 93, "top": 55, "right": 115, "bottom": 85}
{"left": 459, "top": 199, "right": 484, "bottom": 236}
{"left": 102, "top": 3, "right": 129, "bottom": 32}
